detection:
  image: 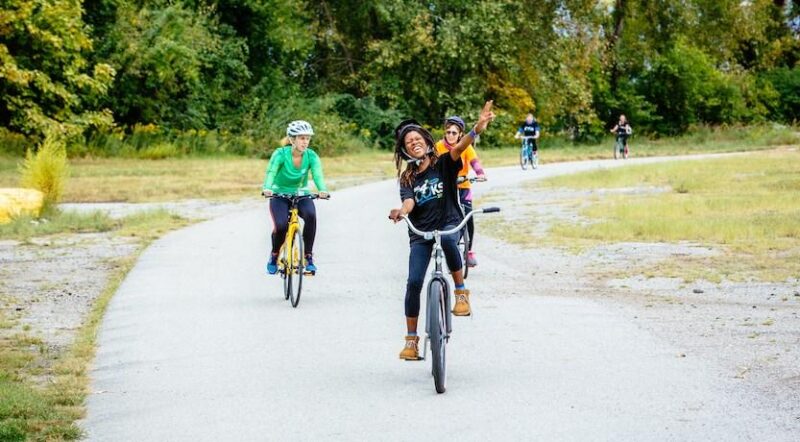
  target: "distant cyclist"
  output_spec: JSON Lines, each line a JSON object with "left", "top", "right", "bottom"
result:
{"left": 434, "top": 115, "right": 486, "bottom": 267}
{"left": 262, "top": 120, "right": 330, "bottom": 275}
{"left": 514, "top": 113, "right": 540, "bottom": 157}
{"left": 610, "top": 114, "right": 632, "bottom": 157}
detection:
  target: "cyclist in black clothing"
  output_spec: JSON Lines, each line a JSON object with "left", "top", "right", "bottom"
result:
{"left": 610, "top": 114, "right": 632, "bottom": 156}
{"left": 514, "top": 113, "right": 540, "bottom": 154}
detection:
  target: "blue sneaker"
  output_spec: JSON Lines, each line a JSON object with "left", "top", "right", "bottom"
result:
{"left": 266, "top": 254, "right": 278, "bottom": 275}
{"left": 305, "top": 255, "right": 317, "bottom": 274}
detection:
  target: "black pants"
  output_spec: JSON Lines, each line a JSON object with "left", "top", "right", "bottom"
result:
{"left": 269, "top": 197, "right": 317, "bottom": 256}
{"left": 405, "top": 226, "right": 462, "bottom": 318}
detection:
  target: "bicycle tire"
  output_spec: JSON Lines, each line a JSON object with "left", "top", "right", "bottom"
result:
{"left": 280, "top": 246, "right": 290, "bottom": 300}
{"left": 460, "top": 227, "right": 470, "bottom": 279}
{"left": 520, "top": 147, "right": 528, "bottom": 170}
{"left": 428, "top": 279, "right": 447, "bottom": 394}
{"left": 288, "top": 229, "right": 304, "bottom": 308}
{"left": 614, "top": 140, "right": 620, "bottom": 159}
{"left": 531, "top": 151, "right": 538, "bottom": 169}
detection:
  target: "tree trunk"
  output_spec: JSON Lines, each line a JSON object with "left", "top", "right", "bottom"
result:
{"left": 609, "top": 0, "right": 627, "bottom": 95}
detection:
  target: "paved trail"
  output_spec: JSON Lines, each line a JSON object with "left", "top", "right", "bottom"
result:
{"left": 84, "top": 155, "right": 795, "bottom": 441}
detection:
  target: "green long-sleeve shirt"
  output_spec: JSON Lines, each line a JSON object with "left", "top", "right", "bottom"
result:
{"left": 262, "top": 146, "right": 328, "bottom": 194}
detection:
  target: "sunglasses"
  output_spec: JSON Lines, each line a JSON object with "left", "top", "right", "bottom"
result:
{"left": 445, "top": 130, "right": 460, "bottom": 136}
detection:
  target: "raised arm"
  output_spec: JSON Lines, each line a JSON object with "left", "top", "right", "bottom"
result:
{"left": 451, "top": 100, "right": 495, "bottom": 162}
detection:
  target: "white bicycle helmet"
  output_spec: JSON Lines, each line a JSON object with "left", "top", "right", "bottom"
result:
{"left": 286, "top": 120, "right": 314, "bottom": 137}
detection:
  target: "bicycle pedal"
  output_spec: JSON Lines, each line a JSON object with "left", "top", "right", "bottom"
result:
{"left": 303, "top": 271, "right": 316, "bottom": 276}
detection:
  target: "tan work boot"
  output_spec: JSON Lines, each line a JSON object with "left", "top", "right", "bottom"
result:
{"left": 399, "top": 335, "right": 421, "bottom": 360}
{"left": 452, "top": 289, "right": 471, "bottom": 316}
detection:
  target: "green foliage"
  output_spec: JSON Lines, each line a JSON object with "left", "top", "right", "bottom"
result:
{"left": 639, "top": 41, "right": 750, "bottom": 133}
{"left": 761, "top": 66, "right": 800, "bottom": 122}
{"left": 0, "top": 129, "right": 32, "bottom": 157}
{"left": 3, "top": 0, "right": 800, "bottom": 152}
{"left": 0, "top": 0, "right": 115, "bottom": 138}
{"left": 99, "top": 3, "right": 250, "bottom": 130}
{"left": 19, "top": 132, "right": 69, "bottom": 211}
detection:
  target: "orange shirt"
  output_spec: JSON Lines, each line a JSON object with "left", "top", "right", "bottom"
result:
{"left": 434, "top": 140, "right": 478, "bottom": 189}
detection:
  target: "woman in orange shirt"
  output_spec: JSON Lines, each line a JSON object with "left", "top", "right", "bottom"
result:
{"left": 434, "top": 116, "right": 487, "bottom": 267}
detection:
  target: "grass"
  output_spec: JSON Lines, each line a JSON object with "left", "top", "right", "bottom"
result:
{"left": 0, "top": 210, "right": 188, "bottom": 440}
{"left": 537, "top": 150, "right": 800, "bottom": 282}
{"left": 1, "top": 124, "right": 796, "bottom": 203}
{"left": 0, "top": 150, "right": 395, "bottom": 203}
{"left": 0, "top": 209, "right": 187, "bottom": 241}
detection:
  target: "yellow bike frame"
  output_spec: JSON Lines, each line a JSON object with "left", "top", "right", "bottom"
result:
{"left": 278, "top": 207, "right": 302, "bottom": 274}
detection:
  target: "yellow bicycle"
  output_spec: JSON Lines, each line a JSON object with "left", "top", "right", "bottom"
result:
{"left": 268, "top": 192, "right": 327, "bottom": 308}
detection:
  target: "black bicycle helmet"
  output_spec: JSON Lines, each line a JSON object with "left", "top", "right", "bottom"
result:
{"left": 394, "top": 119, "right": 434, "bottom": 164}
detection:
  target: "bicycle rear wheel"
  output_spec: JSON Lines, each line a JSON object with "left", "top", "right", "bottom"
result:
{"left": 288, "top": 230, "right": 304, "bottom": 308}
{"left": 428, "top": 279, "right": 447, "bottom": 394}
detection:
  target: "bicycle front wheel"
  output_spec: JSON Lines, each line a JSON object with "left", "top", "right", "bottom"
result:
{"left": 428, "top": 279, "right": 447, "bottom": 394}
{"left": 614, "top": 140, "right": 621, "bottom": 159}
{"left": 460, "top": 227, "right": 470, "bottom": 280}
{"left": 278, "top": 245, "right": 289, "bottom": 300}
{"left": 520, "top": 147, "right": 528, "bottom": 170}
{"left": 288, "top": 229, "right": 304, "bottom": 308}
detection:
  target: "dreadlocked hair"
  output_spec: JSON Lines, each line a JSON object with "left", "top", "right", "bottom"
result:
{"left": 394, "top": 126, "right": 437, "bottom": 187}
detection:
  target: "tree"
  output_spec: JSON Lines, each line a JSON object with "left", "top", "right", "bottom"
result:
{"left": 0, "top": 0, "right": 114, "bottom": 138}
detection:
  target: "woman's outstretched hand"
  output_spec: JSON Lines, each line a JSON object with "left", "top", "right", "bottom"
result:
{"left": 475, "top": 100, "right": 495, "bottom": 134}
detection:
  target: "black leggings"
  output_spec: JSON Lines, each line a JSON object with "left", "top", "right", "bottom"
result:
{"left": 269, "top": 197, "right": 317, "bottom": 256}
{"left": 405, "top": 227, "right": 462, "bottom": 318}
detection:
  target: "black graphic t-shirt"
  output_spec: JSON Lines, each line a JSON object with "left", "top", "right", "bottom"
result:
{"left": 518, "top": 121, "right": 540, "bottom": 137}
{"left": 615, "top": 123, "right": 632, "bottom": 139}
{"left": 400, "top": 154, "right": 463, "bottom": 242}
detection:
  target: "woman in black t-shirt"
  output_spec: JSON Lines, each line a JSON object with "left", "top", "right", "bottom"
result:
{"left": 388, "top": 101, "right": 495, "bottom": 360}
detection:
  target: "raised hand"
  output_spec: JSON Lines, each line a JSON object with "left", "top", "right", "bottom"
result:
{"left": 475, "top": 100, "right": 495, "bottom": 134}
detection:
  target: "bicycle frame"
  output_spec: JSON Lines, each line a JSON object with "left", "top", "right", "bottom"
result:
{"left": 267, "top": 193, "right": 323, "bottom": 274}
{"left": 521, "top": 136, "right": 536, "bottom": 154}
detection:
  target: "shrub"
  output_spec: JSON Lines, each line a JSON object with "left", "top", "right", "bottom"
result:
{"left": 136, "top": 143, "right": 181, "bottom": 160}
{"left": 19, "top": 132, "right": 69, "bottom": 212}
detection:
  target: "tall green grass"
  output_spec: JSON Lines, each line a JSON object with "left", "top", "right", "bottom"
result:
{"left": 18, "top": 133, "right": 69, "bottom": 212}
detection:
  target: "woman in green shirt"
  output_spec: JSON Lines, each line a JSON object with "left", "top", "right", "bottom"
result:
{"left": 262, "top": 120, "right": 330, "bottom": 274}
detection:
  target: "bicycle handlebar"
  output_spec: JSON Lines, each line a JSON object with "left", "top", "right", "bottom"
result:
{"left": 456, "top": 176, "right": 487, "bottom": 184}
{"left": 397, "top": 206, "right": 500, "bottom": 239}
{"left": 263, "top": 192, "right": 330, "bottom": 200}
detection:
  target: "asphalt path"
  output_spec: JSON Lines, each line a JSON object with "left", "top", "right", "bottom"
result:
{"left": 83, "top": 155, "right": 796, "bottom": 441}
